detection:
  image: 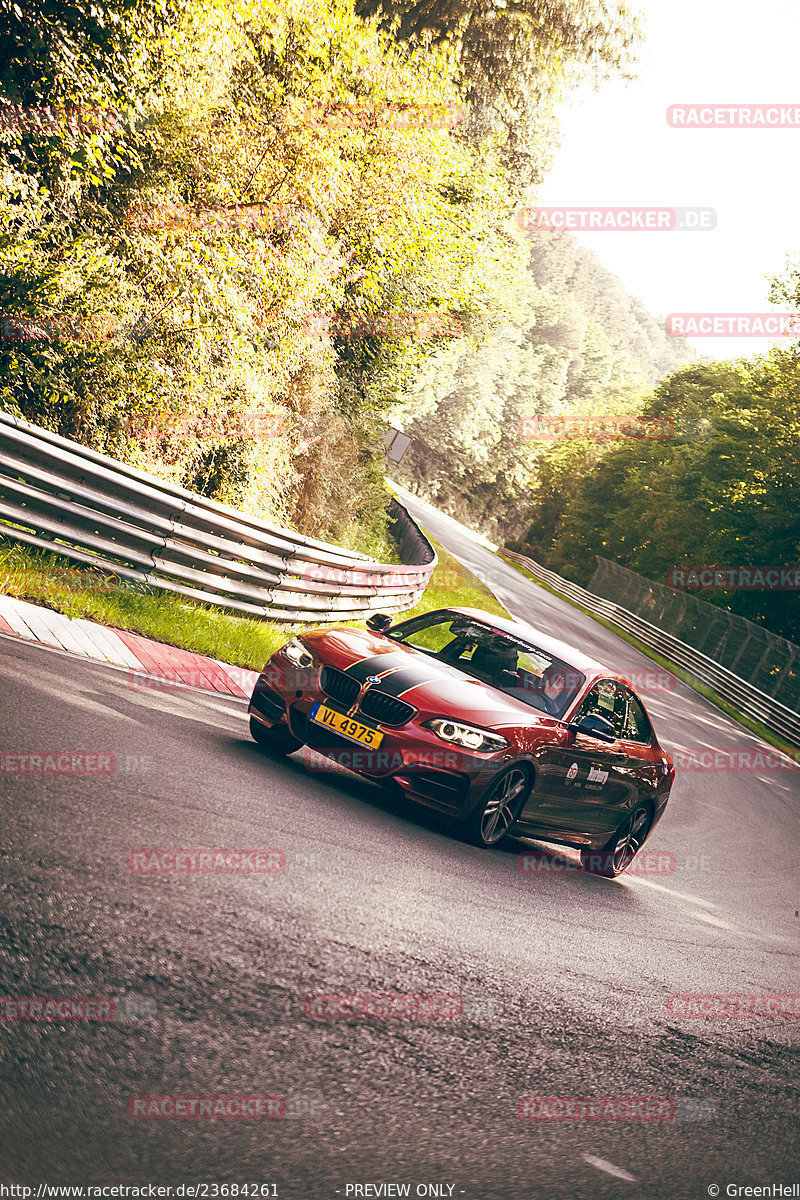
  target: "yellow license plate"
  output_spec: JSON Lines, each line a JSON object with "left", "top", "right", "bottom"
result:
{"left": 310, "top": 702, "right": 384, "bottom": 748}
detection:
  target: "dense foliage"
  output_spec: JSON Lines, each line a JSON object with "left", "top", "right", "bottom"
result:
{"left": 394, "top": 227, "right": 799, "bottom": 643}
{"left": 0, "top": 0, "right": 639, "bottom": 557}
{"left": 392, "top": 229, "right": 694, "bottom": 536}
{"left": 500, "top": 251, "right": 800, "bottom": 642}
{"left": 520, "top": 350, "right": 800, "bottom": 642}
{"left": 527, "top": 230, "right": 694, "bottom": 385}
{"left": 354, "top": 0, "right": 641, "bottom": 191}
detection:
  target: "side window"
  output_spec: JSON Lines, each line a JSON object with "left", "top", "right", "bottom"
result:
{"left": 574, "top": 685, "right": 599, "bottom": 724}
{"left": 575, "top": 680, "right": 627, "bottom": 738}
{"left": 621, "top": 690, "right": 653, "bottom": 744}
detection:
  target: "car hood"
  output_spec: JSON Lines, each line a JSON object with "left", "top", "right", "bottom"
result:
{"left": 302, "top": 626, "right": 557, "bottom": 728}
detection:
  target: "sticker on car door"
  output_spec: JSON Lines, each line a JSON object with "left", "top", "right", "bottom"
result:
{"left": 565, "top": 761, "right": 608, "bottom": 788}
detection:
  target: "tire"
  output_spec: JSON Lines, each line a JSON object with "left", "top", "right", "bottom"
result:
{"left": 249, "top": 716, "right": 302, "bottom": 755}
{"left": 580, "top": 803, "right": 652, "bottom": 878}
{"left": 463, "top": 765, "right": 532, "bottom": 848}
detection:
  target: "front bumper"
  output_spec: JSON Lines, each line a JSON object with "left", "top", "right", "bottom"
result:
{"left": 248, "top": 659, "right": 507, "bottom": 818}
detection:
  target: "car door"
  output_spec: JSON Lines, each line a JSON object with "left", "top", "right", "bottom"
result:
{"left": 519, "top": 679, "right": 638, "bottom": 840}
{"left": 614, "top": 686, "right": 663, "bottom": 803}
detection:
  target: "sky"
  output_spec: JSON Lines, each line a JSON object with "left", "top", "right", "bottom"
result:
{"left": 535, "top": 0, "right": 800, "bottom": 360}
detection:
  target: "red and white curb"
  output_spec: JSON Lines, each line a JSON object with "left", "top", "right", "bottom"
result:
{"left": 0, "top": 594, "right": 259, "bottom": 699}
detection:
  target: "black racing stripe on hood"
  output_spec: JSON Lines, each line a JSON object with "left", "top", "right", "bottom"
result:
{"left": 370, "top": 665, "right": 444, "bottom": 697}
{"left": 343, "top": 653, "right": 411, "bottom": 683}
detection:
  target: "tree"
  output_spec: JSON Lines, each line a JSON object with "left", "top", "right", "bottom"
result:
{"left": 392, "top": 256, "right": 661, "bottom": 541}
{"left": 548, "top": 355, "right": 800, "bottom": 641}
{"left": 353, "top": 0, "right": 641, "bottom": 191}
{"left": 0, "top": 0, "right": 528, "bottom": 550}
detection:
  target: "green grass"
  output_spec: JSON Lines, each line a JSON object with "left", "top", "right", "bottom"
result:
{"left": 400, "top": 535, "right": 511, "bottom": 622}
{"left": 498, "top": 551, "right": 799, "bottom": 759}
{"left": 0, "top": 534, "right": 508, "bottom": 669}
{"left": 0, "top": 541, "right": 293, "bottom": 669}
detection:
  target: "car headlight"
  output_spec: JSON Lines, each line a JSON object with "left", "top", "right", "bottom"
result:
{"left": 280, "top": 637, "right": 314, "bottom": 669}
{"left": 423, "top": 719, "right": 508, "bottom": 753}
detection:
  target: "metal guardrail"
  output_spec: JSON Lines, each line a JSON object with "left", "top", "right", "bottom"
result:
{"left": 501, "top": 549, "right": 800, "bottom": 749}
{"left": 590, "top": 555, "right": 800, "bottom": 715}
{"left": 0, "top": 410, "right": 436, "bottom": 623}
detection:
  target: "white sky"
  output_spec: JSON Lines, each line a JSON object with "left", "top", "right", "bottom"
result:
{"left": 535, "top": 0, "right": 800, "bottom": 361}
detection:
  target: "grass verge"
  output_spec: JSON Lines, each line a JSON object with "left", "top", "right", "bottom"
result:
{"left": 0, "top": 541, "right": 292, "bottom": 669}
{"left": 0, "top": 535, "right": 507, "bottom": 670}
{"left": 498, "top": 552, "right": 799, "bottom": 759}
{"left": 400, "top": 535, "right": 511, "bottom": 622}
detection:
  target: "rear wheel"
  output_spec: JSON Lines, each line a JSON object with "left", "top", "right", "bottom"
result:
{"left": 249, "top": 716, "right": 302, "bottom": 755}
{"left": 464, "top": 765, "right": 531, "bottom": 848}
{"left": 580, "top": 803, "right": 652, "bottom": 877}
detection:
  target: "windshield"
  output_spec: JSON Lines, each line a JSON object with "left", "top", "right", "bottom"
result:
{"left": 387, "top": 612, "right": 585, "bottom": 719}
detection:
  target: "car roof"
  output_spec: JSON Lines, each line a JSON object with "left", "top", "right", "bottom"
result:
{"left": 439, "top": 606, "right": 614, "bottom": 680}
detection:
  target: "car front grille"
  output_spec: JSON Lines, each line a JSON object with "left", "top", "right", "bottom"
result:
{"left": 320, "top": 665, "right": 359, "bottom": 708}
{"left": 320, "top": 666, "right": 416, "bottom": 727}
{"left": 357, "top": 690, "right": 416, "bottom": 728}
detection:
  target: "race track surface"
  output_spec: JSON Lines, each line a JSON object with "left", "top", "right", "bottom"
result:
{"left": 1, "top": 501, "right": 798, "bottom": 1198}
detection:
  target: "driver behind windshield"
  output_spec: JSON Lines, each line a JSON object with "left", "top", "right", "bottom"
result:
{"left": 535, "top": 667, "right": 568, "bottom": 715}
{"left": 468, "top": 635, "right": 519, "bottom": 685}
{"left": 391, "top": 614, "right": 584, "bottom": 718}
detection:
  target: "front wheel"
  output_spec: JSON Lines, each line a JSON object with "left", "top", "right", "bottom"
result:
{"left": 249, "top": 716, "right": 302, "bottom": 755}
{"left": 580, "top": 803, "right": 652, "bottom": 877}
{"left": 463, "top": 765, "right": 532, "bottom": 848}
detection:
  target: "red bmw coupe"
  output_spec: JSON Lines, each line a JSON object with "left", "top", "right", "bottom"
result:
{"left": 248, "top": 607, "right": 674, "bottom": 876}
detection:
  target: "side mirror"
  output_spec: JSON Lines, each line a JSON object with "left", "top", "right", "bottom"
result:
{"left": 571, "top": 713, "right": 617, "bottom": 743}
{"left": 366, "top": 612, "right": 393, "bottom": 632}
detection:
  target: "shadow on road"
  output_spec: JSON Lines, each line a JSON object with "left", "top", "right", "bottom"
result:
{"left": 233, "top": 735, "right": 645, "bottom": 910}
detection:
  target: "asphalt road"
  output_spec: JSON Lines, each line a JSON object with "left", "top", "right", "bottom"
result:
{"left": 1, "top": 501, "right": 798, "bottom": 1199}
